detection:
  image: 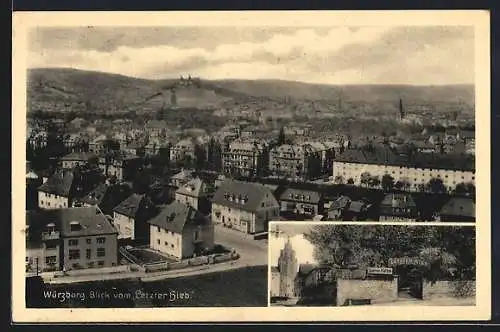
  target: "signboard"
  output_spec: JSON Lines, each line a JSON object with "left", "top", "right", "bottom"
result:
{"left": 388, "top": 257, "right": 427, "bottom": 266}
{"left": 367, "top": 267, "right": 393, "bottom": 275}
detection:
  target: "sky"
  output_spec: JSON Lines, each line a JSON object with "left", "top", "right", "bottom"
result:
{"left": 28, "top": 26, "right": 474, "bottom": 85}
{"left": 270, "top": 232, "right": 317, "bottom": 268}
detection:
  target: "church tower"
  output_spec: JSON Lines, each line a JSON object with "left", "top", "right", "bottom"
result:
{"left": 398, "top": 98, "right": 405, "bottom": 121}
{"left": 278, "top": 237, "right": 298, "bottom": 298}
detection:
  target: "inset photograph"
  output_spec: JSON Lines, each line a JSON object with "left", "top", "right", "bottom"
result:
{"left": 269, "top": 222, "right": 475, "bottom": 307}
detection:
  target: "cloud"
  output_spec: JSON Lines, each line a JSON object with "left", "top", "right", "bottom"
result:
{"left": 28, "top": 26, "right": 474, "bottom": 85}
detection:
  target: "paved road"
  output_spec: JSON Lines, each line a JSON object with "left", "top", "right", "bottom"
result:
{"left": 214, "top": 225, "right": 268, "bottom": 267}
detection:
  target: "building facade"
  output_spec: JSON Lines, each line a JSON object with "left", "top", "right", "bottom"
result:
{"left": 148, "top": 201, "right": 214, "bottom": 260}
{"left": 211, "top": 180, "right": 280, "bottom": 234}
{"left": 269, "top": 144, "right": 322, "bottom": 180}
{"left": 222, "top": 140, "right": 267, "bottom": 177}
{"left": 333, "top": 148, "right": 475, "bottom": 192}
{"left": 26, "top": 207, "right": 118, "bottom": 273}
{"left": 279, "top": 188, "right": 323, "bottom": 217}
{"left": 277, "top": 238, "right": 298, "bottom": 298}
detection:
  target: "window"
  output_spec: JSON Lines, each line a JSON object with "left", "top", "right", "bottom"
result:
{"left": 69, "top": 249, "right": 80, "bottom": 260}
{"left": 40, "top": 200, "right": 44, "bottom": 205}
{"left": 97, "top": 248, "right": 106, "bottom": 257}
{"left": 97, "top": 237, "right": 106, "bottom": 244}
{"left": 48, "top": 202, "right": 51, "bottom": 207}
{"left": 157, "top": 239, "right": 160, "bottom": 245}
{"left": 164, "top": 241, "right": 168, "bottom": 246}
{"left": 86, "top": 249, "right": 91, "bottom": 259}
{"left": 171, "top": 244, "right": 174, "bottom": 248}
{"left": 68, "top": 239, "right": 79, "bottom": 246}
{"left": 157, "top": 226, "right": 161, "bottom": 232}
{"left": 261, "top": 202, "right": 265, "bottom": 207}
{"left": 86, "top": 238, "right": 91, "bottom": 244}
{"left": 46, "top": 256, "right": 57, "bottom": 265}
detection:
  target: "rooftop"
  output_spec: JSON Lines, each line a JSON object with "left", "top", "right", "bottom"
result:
{"left": 280, "top": 188, "right": 322, "bottom": 204}
{"left": 148, "top": 201, "right": 207, "bottom": 234}
{"left": 212, "top": 179, "right": 277, "bottom": 213}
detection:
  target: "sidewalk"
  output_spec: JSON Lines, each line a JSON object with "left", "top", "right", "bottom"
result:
{"left": 43, "top": 259, "right": 244, "bottom": 284}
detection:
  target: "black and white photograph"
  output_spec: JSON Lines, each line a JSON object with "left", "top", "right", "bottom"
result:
{"left": 269, "top": 223, "right": 476, "bottom": 307}
{"left": 13, "top": 10, "right": 489, "bottom": 322}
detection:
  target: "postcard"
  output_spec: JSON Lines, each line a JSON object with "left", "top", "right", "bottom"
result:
{"left": 12, "top": 10, "right": 490, "bottom": 322}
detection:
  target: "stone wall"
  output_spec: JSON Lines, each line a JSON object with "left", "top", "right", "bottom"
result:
{"left": 422, "top": 280, "right": 476, "bottom": 300}
{"left": 336, "top": 278, "right": 398, "bottom": 306}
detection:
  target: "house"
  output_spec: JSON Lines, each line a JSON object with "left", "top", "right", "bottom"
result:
{"left": 436, "top": 197, "right": 475, "bottom": 222}
{"left": 211, "top": 179, "right": 280, "bottom": 234}
{"left": 222, "top": 140, "right": 268, "bottom": 177}
{"left": 60, "top": 152, "right": 98, "bottom": 170}
{"left": 170, "top": 169, "right": 194, "bottom": 188}
{"left": 279, "top": 188, "right": 324, "bottom": 217}
{"left": 175, "top": 178, "right": 211, "bottom": 214}
{"left": 145, "top": 120, "right": 168, "bottom": 139}
{"left": 25, "top": 207, "right": 118, "bottom": 273}
{"left": 379, "top": 193, "right": 418, "bottom": 222}
{"left": 37, "top": 170, "right": 75, "bottom": 209}
{"left": 170, "top": 138, "right": 196, "bottom": 164}
{"left": 343, "top": 200, "right": 371, "bottom": 221}
{"left": 98, "top": 151, "right": 143, "bottom": 182}
{"left": 327, "top": 196, "right": 352, "bottom": 220}
{"left": 124, "top": 140, "right": 146, "bottom": 157}
{"left": 76, "top": 182, "right": 132, "bottom": 216}
{"left": 112, "top": 193, "right": 157, "bottom": 242}
{"left": 148, "top": 201, "right": 214, "bottom": 260}
{"left": 269, "top": 143, "right": 322, "bottom": 180}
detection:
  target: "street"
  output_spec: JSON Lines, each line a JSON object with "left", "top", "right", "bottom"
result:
{"left": 214, "top": 225, "right": 268, "bottom": 267}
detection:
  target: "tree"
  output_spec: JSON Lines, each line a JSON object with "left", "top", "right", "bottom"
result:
{"left": 369, "top": 176, "right": 380, "bottom": 188}
{"left": 360, "top": 172, "right": 371, "bottom": 187}
{"left": 304, "top": 225, "right": 475, "bottom": 282}
{"left": 381, "top": 174, "right": 394, "bottom": 192}
{"left": 347, "top": 178, "right": 354, "bottom": 185}
{"left": 427, "top": 178, "right": 446, "bottom": 194}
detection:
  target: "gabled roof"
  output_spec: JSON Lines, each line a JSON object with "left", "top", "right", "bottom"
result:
{"left": 175, "top": 178, "right": 206, "bottom": 198}
{"left": 113, "top": 193, "right": 153, "bottom": 218}
{"left": 329, "top": 196, "right": 351, "bottom": 211}
{"left": 212, "top": 179, "right": 278, "bottom": 213}
{"left": 37, "top": 170, "right": 74, "bottom": 197}
{"left": 348, "top": 201, "right": 367, "bottom": 213}
{"left": 26, "top": 206, "right": 117, "bottom": 245}
{"left": 148, "top": 201, "right": 207, "bottom": 234}
{"left": 280, "top": 188, "right": 322, "bottom": 204}
{"left": 79, "top": 183, "right": 108, "bottom": 206}
{"left": 172, "top": 169, "right": 193, "bottom": 181}
{"left": 439, "top": 197, "right": 475, "bottom": 218}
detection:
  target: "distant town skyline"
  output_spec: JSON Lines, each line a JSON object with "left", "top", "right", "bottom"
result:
{"left": 28, "top": 26, "right": 474, "bottom": 85}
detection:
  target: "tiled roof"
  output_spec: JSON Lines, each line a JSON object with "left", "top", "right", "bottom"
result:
{"left": 113, "top": 193, "right": 152, "bottom": 218}
{"left": 329, "top": 196, "right": 351, "bottom": 211}
{"left": 79, "top": 183, "right": 108, "bottom": 206}
{"left": 212, "top": 179, "right": 278, "bottom": 213}
{"left": 172, "top": 169, "right": 193, "bottom": 181}
{"left": 26, "top": 207, "right": 117, "bottom": 246}
{"left": 60, "top": 152, "right": 97, "bottom": 162}
{"left": 348, "top": 201, "right": 367, "bottom": 213}
{"left": 439, "top": 197, "right": 475, "bottom": 218}
{"left": 37, "top": 170, "right": 74, "bottom": 197}
{"left": 280, "top": 188, "right": 322, "bottom": 204}
{"left": 175, "top": 178, "right": 206, "bottom": 198}
{"left": 336, "top": 147, "right": 475, "bottom": 171}
{"left": 148, "top": 201, "right": 207, "bottom": 234}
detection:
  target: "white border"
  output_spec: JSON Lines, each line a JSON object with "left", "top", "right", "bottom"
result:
{"left": 12, "top": 10, "right": 491, "bottom": 322}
